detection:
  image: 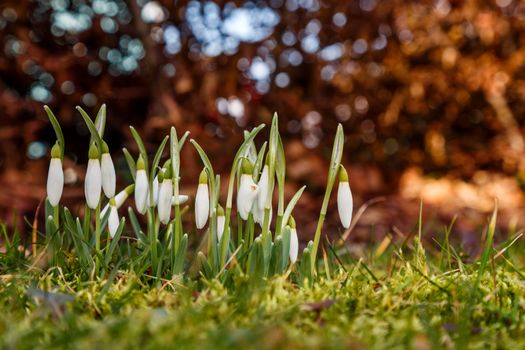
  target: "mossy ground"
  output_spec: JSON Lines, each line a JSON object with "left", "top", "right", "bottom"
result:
{"left": 2, "top": 230, "right": 525, "bottom": 350}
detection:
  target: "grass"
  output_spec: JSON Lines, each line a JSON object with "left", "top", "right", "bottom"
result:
{"left": 2, "top": 206, "right": 525, "bottom": 349}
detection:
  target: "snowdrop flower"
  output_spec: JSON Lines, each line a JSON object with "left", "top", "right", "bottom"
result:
{"left": 337, "top": 166, "right": 353, "bottom": 229}
{"left": 101, "top": 184, "right": 134, "bottom": 219}
{"left": 257, "top": 164, "right": 269, "bottom": 209}
{"left": 149, "top": 175, "right": 159, "bottom": 207}
{"left": 157, "top": 169, "right": 173, "bottom": 224}
{"left": 288, "top": 217, "right": 298, "bottom": 263}
{"left": 46, "top": 142, "right": 64, "bottom": 207}
{"left": 195, "top": 169, "right": 209, "bottom": 229}
{"left": 252, "top": 198, "right": 272, "bottom": 228}
{"left": 85, "top": 143, "right": 102, "bottom": 209}
{"left": 134, "top": 155, "right": 149, "bottom": 214}
{"left": 217, "top": 205, "right": 225, "bottom": 242}
{"left": 173, "top": 194, "right": 188, "bottom": 205}
{"left": 237, "top": 159, "right": 259, "bottom": 220}
{"left": 108, "top": 198, "right": 119, "bottom": 238}
{"left": 100, "top": 141, "right": 116, "bottom": 198}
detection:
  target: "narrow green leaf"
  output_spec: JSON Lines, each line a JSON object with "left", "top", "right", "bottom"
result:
{"left": 104, "top": 218, "right": 126, "bottom": 266}
{"left": 150, "top": 135, "right": 169, "bottom": 180}
{"left": 122, "top": 147, "right": 136, "bottom": 181}
{"left": 94, "top": 104, "right": 107, "bottom": 138}
{"left": 43, "top": 106, "right": 65, "bottom": 159}
{"left": 76, "top": 106, "right": 103, "bottom": 150}
{"left": 281, "top": 186, "right": 306, "bottom": 232}
{"left": 129, "top": 126, "right": 148, "bottom": 170}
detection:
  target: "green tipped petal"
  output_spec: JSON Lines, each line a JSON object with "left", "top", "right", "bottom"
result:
{"left": 241, "top": 158, "right": 254, "bottom": 175}
{"left": 199, "top": 169, "right": 208, "bottom": 184}
{"left": 136, "top": 155, "right": 146, "bottom": 170}
{"left": 88, "top": 143, "right": 99, "bottom": 159}
{"left": 339, "top": 165, "right": 349, "bottom": 183}
{"left": 101, "top": 140, "right": 110, "bottom": 154}
{"left": 217, "top": 204, "right": 225, "bottom": 216}
{"left": 288, "top": 216, "right": 296, "bottom": 229}
{"left": 50, "top": 142, "right": 61, "bottom": 159}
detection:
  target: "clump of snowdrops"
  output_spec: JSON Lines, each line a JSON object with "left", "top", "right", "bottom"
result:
{"left": 43, "top": 105, "right": 353, "bottom": 285}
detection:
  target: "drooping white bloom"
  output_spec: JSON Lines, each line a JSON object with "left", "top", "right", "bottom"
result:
{"left": 172, "top": 194, "right": 188, "bottom": 205}
{"left": 134, "top": 156, "right": 149, "bottom": 215}
{"left": 108, "top": 201, "right": 119, "bottom": 238}
{"left": 257, "top": 164, "right": 269, "bottom": 209}
{"left": 252, "top": 198, "right": 272, "bottom": 228}
{"left": 237, "top": 174, "right": 259, "bottom": 220}
{"left": 46, "top": 143, "right": 63, "bottom": 207}
{"left": 101, "top": 143, "right": 116, "bottom": 198}
{"left": 195, "top": 170, "right": 209, "bottom": 229}
{"left": 337, "top": 166, "right": 353, "bottom": 229}
{"left": 101, "top": 184, "right": 134, "bottom": 219}
{"left": 158, "top": 177, "right": 173, "bottom": 224}
{"left": 288, "top": 217, "right": 298, "bottom": 263}
{"left": 217, "top": 205, "right": 225, "bottom": 242}
{"left": 149, "top": 175, "right": 159, "bottom": 207}
{"left": 85, "top": 144, "right": 102, "bottom": 210}
{"left": 289, "top": 228, "right": 298, "bottom": 263}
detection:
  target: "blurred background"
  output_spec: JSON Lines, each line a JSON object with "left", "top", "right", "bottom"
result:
{"left": 1, "top": 0, "right": 525, "bottom": 246}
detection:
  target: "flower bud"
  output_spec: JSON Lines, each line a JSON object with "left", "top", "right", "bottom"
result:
{"left": 288, "top": 217, "right": 298, "bottom": 263}
{"left": 337, "top": 166, "right": 353, "bottom": 229}
{"left": 195, "top": 169, "right": 209, "bottom": 229}
{"left": 257, "top": 164, "right": 269, "bottom": 209}
{"left": 172, "top": 194, "right": 188, "bottom": 206}
{"left": 85, "top": 143, "right": 102, "bottom": 209}
{"left": 46, "top": 143, "right": 64, "bottom": 207}
{"left": 134, "top": 155, "right": 149, "bottom": 214}
{"left": 237, "top": 173, "right": 258, "bottom": 221}
{"left": 108, "top": 198, "right": 119, "bottom": 238}
{"left": 101, "top": 184, "right": 134, "bottom": 219}
{"left": 101, "top": 142, "right": 116, "bottom": 198}
{"left": 217, "top": 205, "right": 225, "bottom": 242}
{"left": 158, "top": 169, "right": 173, "bottom": 224}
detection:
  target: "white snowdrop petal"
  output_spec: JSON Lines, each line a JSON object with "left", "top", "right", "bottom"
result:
{"left": 85, "top": 159, "right": 102, "bottom": 209}
{"left": 114, "top": 190, "right": 129, "bottom": 208}
{"left": 158, "top": 179, "right": 173, "bottom": 224}
{"left": 257, "top": 165, "right": 269, "bottom": 209}
{"left": 172, "top": 194, "right": 189, "bottom": 205}
{"left": 195, "top": 183, "right": 209, "bottom": 229}
{"left": 217, "top": 215, "right": 225, "bottom": 242}
{"left": 237, "top": 174, "right": 259, "bottom": 220}
{"left": 134, "top": 169, "right": 149, "bottom": 214}
{"left": 289, "top": 228, "right": 298, "bottom": 263}
{"left": 101, "top": 153, "right": 116, "bottom": 198}
{"left": 46, "top": 158, "right": 64, "bottom": 207}
{"left": 108, "top": 205, "right": 119, "bottom": 238}
{"left": 337, "top": 181, "right": 353, "bottom": 229}
{"left": 149, "top": 175, "right": 159, "bottom": 207}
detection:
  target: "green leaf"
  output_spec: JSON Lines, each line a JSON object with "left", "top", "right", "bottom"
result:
{"left": 150, "top": 135, "right": 169, "bottom": 181}
{"left": 43, "top": 106, "right": 65, "bottom": 159}
{"left": 129, "top": 126, "right": 148, "bottom": 171}
{"left": 122, "top": 147, "right": 136, "bottom": 181}
{"left": 299, "top": 246, "right": 312, "bottom": 286}
{"left": 104, "top": 217, "right": 126, "bottom": 266}
{"left": 173, "top": 234, "right": 188, "bottom": 275}
{"left": 280, "top": 186, "right": 306, "bottom": 232}
{"left": 94, "top": 104, "right": 106, "bottom": 138}
{"left": 253, "top": 142, "right": 267, "bottom": 180}
{"left": 178, "top": 131, "right": 190, "bottom": 149}
{"left": 76, "top": 106, "right": 103, "bottom": 150}
{"left": 280, "top": 226, "right": 291, "bottom": 272}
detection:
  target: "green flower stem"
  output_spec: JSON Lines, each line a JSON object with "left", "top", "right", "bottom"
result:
{"left": 148, "top": 208, "right": 157, "bottom": 275}
{"left": 310, "top": 179, "right": 335, "bottom": 273}
{"left": 94, "top": 202, "right": 101, "bottom": 276}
